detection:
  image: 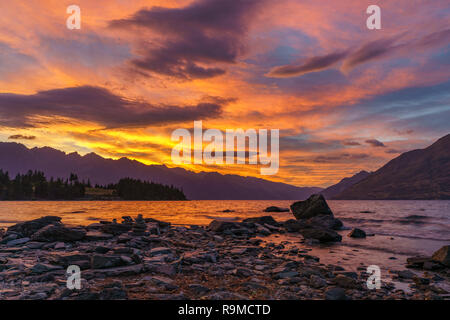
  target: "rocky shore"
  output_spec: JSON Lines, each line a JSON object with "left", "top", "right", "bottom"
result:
{"left": 0, "top": 195, "right": 449, "bottom": 300}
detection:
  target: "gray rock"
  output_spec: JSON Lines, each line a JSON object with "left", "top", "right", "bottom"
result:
{"left": 306, "top": 215, "right": 343, "bottom": 230}
{"left": 208, "top": 220, "right": 240, "bottom": 233}
{"left": 188, "top": 284, "right": 210, "bottom": 295}
{"left": 91, "top": 254, "right": 126, "bottom": 269}
{"left": 232, "top": 267, "right": 253, "bottom": 277}
{"left": 243, "top": 216, "right": 279, "bottom": 226}
{"left": 85, "top": 231, "right": 114, "bottom": 241}
{"left": 310, "top": 274, "right": 327, "bottom": 288}
{"left": 6, "top": 237, "right": 30, "bottom": 246}
{"left": 325, "top": 287, "right": 348, "bottom": 300}
{"left": 274, "top": 271, "right": 299, "bottom": 279}
{"left": 150, "top": 247, "right": 172, "bottom": 256}
{"left": 333, "top": 274, "right": 358, "bottom": 288}
{"left": 290, "top": 194, "right": 333, "bottom": 219}
{"left": 398, "top": 270, "right": 415, "bottom": 279}
{"left": 347, "top": 228, "right": 366, "bottom": 238}
{"left": 47, "top": 252, "right": 91, "bottom": 268}
{"left": 299, "top": 228, "right": 342, "bottom": 243}
{"left": 30, "top": 263, "right": 63, "bottom": 275}
{"left": 7, "top": 216, "right": 62, "bottom": 237}
{"left": 31, "top": 225, "right": 86, "bottom": 242}
{"left": 100, "top": 223, "right": 131, "bottom": 235}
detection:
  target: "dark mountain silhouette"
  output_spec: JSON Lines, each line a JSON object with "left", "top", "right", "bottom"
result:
{"left": 320, "top": 170, "right": 370, "bottom": 199}
{"left": 0, "top": 142, "right": 321, "bottom": 200}
{"left": 334, "top": 134, "right": 450, "bottom": 200}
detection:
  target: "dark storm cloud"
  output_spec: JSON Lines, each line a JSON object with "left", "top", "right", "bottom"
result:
{"left": 0, "top": 86, "right": 225, "bottom": 129}
{"left": 8, "top": 134, "right": 36, "bottom": 140}
{"left": 267, "top": 51, "right": 348, "bottom": 78}
{"left": 365, "top": 139, "right": 386, "bottom": 147}
{"left": 110, "top": 0, "right": 264, "bottom": 79}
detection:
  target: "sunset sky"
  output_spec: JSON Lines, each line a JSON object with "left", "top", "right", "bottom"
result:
{"left": 0, "top": 0, "right": 449, "bottom": 187}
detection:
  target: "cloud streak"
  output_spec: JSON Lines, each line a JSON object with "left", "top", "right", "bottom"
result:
{"left": 267, "top": 29, "right": 450, "bottom": 78}
{"left": 0, "top": 86, "right": 226, "bottom": 129}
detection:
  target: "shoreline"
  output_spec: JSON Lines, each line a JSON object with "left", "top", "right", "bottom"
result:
{"left": 0, "top": 214, "right": 448, "bottom": 300}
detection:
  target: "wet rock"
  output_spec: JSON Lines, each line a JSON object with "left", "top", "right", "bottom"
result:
{"left": 183, "top": 250, "right": 217, "bottom": 264}
{"left": 6, "top": 237, "right": 30, "bottom": 246}
{"left": 30, "top": 263, "right": 63, "bottom": 275}
{"left": 432, "top": 245, "right": 450, "bottom": 267}
{"left": 85, "top": 231, "right": 114, "bottom": 241}
{"left": 7, "top": 216, "right": 62, "bottom": 237}
{"left": 274, "top": 271, "right": 299, "bottom": 279}
{"left": 100, "top": 223, "right": 131, "bottom": 235}
{"left": 310, "top": 275, "right": 327, "bottom": 288}
{"left": 299, "top": 228, "right": 342, "bottom": 243}
{"left": 86, "top": 264, "right": 144, "bottom": 278}
{"left": 306, "top": 215, "right": 343, "bottom": 230}
{"left": 232, "top": 267, "right": 253, "bottom": 278}
{"left": 145, "top": 276, "right": 177, "bottom": 290}
{"left": 94, "top": 246, "right": 110, "bottom": 254}
{"left": 243, "top": 216, "right": 279, "bottom": 226}
{"left": 398, "top": 270, "right": 415, "bottom": 279}
{"left": 131, "top": 214, "right": 147, "bottom": 236}
{"left": 47, "top": 252, "right": 91, "bottom": 268}
{"left": 290, "top": 194, "right": 333, "bottom": 219}
{"left": 150, "top": 247, "right": 173, "bottom": 256}
{"left": 333, "top": 274, "right": 358, "bottom": 288}
{"left": 99, "top": 287, "right": 128, "bottom": 300}
{"left": 347, "top": 228, "right": 366, "bottom": 238}
{"left": 325, "top": 287, "right": 348, "bottom": 300}
{"left": 208, "top": 220, "right": 240, "bottom": 233}
{"left": 188, "top": 284, "right": 210, "bottom": 295}
{"left": 31, "top": 225, "right": 86, "bottom": 242}
{"left": 91, "top": 255, "right": 127, "bottom": 269}
{"left": 406, "top": 256, "right": 432, "bottom": 269}
{"left": 283, "top": 219, "right": 307, "bottom": 232}
{"left": 263, "top": 206, "right": 289, "bottom": 213}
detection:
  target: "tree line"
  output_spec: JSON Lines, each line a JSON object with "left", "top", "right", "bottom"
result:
{"left": 0, "top": 169, "right": 186, "bottom": 201}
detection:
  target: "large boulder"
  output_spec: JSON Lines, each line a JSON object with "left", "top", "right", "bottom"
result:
{"left": 7, "top": 216, "right": 62, "bottom": 237}
{"left": 31, "top": 225, "right": 86, "bottom": 242}
{"left": 299, "top": 228, "right": 342, "bottom": 243}
{"left": 290, "top": 194, "right": 333, "bottom": 220}
{"left": 306, "top": 215, "right": 343, "bottom": 230}
{"left": 432, "top": 245, "right": 450, "bottom": 267}
{"left": 283, "top": 219, "right": 307, "bottom": 232}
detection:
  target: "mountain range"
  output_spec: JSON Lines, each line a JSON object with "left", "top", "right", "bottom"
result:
{"left": 0, "top": 142, "right": 321, "bottom": 200}
{"left": 1, "top": 133, "right": 448, "bottom": 200}
{"left": 334, "top": 134, "right": 450, "bottom": 200}
{"left": 320, "top": 170, "right": 371, "bottom": 199}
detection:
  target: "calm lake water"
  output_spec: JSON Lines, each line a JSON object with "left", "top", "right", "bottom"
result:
{"left": 0, "top": 200, "right": 449, "bottom": 283}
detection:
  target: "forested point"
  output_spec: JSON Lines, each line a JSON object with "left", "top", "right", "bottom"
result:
{"left": 0, "top": 169, "right": 186, "bottom": 201}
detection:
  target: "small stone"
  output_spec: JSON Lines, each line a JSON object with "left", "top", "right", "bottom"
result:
{"left": 325, "top": 287, "right": 348, "bottom": 300}
{"left": 6, "top": 237, "right": 30, "bottom": 246}
{"left": 347, "top": 228, "right": 366, "bottom": 238}
{"left": 431, "top": 245, "right": 450, "bottom": 266}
